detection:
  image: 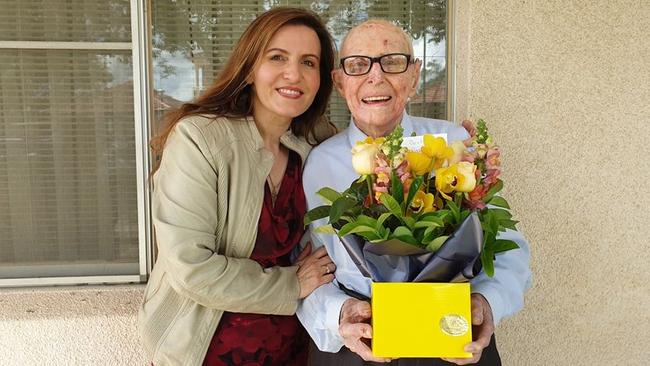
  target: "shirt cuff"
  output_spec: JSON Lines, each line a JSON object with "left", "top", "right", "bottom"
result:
{"left": 472, "top": 284, "right": 507, "bottom": 326}
{"left": 324, "top": 286, "right": 353, "bottom": 341}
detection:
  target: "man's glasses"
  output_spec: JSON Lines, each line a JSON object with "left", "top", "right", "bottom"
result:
{"left": 340, "top": 53, "right": 413, "bottom": 76}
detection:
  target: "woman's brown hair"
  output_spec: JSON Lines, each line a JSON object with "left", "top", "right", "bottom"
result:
{"left": 150, "top": 7, "right": 336, "bottom": 171}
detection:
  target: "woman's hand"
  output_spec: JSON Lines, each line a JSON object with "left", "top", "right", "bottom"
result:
{"left": 295, "top": 245, "right": 336, "bottom": 299}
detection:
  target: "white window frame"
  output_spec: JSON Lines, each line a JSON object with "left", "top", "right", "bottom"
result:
{"left": 0, "top": 0, "right": 153, "bottom": 287}
{"left": 447, "top": 0, "right": 457, "bottom": 122}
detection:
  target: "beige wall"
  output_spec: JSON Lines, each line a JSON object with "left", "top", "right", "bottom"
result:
{"left": 0, "top": 286, "right": 147, "bottom": 365}
{"left": 2, "top": 2, "right": 649, "bottom": 365}
{"left": 455, "top": 1, "right": 650, "bottom": 365}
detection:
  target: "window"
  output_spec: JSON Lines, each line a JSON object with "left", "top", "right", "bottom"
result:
{"left": 0, "top": 0, "right": 143, "bottom": 284}
{"left": 0, "top": 0, "right": 451, "bottom": 285}
{"left": 150, "top": 0, "right": 450, "bottom": 131}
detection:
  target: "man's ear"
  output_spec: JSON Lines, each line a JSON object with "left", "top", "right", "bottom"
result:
{"left": 332, "top": 69, "right": 345, "bottom": 96}
{"left": 409, "top": 59, "right": 422, "bottom": 97}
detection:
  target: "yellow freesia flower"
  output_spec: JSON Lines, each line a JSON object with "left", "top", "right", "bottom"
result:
{"left": 435, "top": 162, "right": 477, "bottom": 200}
{"left": 405, "top": 151, "right": 433, "bottom": 176}
{"left": 422, "top": 135, "right": 454, "bottom": 169}
{"left": 410, "top": 189, "right": 435, "bottom": 213}
{"left": 405, "top": 135, "right": 455, "bottom": 176}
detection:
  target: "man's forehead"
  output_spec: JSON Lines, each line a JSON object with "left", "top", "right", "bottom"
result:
{"left": 341, "top": 23, "right": 411, "bottom": 56}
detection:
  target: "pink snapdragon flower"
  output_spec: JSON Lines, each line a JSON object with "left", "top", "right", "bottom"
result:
{"left": 466, "top": 184, "right": 488, "bottom": 210}
{"left": 486, "top": 147, "right": 501, "bottom": 170}
{"left": 483, "top": 169, "right": 501, "bottom": 186}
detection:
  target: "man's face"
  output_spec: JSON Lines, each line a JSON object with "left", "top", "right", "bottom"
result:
{"left": 333, "top": 23, "right": 421, "bottom": 137}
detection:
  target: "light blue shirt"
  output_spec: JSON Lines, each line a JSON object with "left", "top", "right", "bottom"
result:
{"left": 297, "top": 113, "right": 532, "bottom": 352}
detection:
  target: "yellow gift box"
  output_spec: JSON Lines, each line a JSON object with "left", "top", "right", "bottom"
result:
{"left": 371, "top": 282, "right": 473, "bottom": 358}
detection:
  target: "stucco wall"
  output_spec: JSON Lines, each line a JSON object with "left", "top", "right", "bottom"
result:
{"left": 455, "top": 1, "right": 650, "bottom": 365}
{"left": 0, "top": 286, "right": 147, "bottom": 365}
{"left": 2, "top": 2, "right": 649, "bottom": 365}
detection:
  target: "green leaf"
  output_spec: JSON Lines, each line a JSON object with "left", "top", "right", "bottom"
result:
{"left": 338, "top": 223, "right": 379, "bottom": 238}
{"left": 368, "top": 226, "right": 390, "bottom": 242}
{"left": 413, "top": 216, "right": 444, "bottom": 229}
{"left": 498, "top": 219, "right": 519, "bottom": 231}
{"left": 391, "top": 171, "right": 404, "bottom": 205}
{"left": 432, "top": 209, "right": 451, "bottom": 222}
{"left": 413, "top": 221, "right": 438, "bottom": 230}
{"left": 422, "top": 224, "right": 442, "bottom": 242}
{"left": 339, "top": 215, "right": 355, "bottom": 223}
{"left": 489, "top": 208, "right": 512, "bottom": 221}
{"left": 482, "top": 179, "right": 503, "bottom": 203}
{"left": 403, "top": 176, "right": 424, "bottom": 209}
{"left": 446, "top": 200, "right": 461, "bottom": 223}
{"left": 481, "top": 210, "right": 499, "bottom": 236}
{"left": 420, "top": 227, "right": 440, "bottom": 244}
{"left": 355, "top": 214, "right": 378, "bottom": 227}
{"left": 418, "top": 213, "right": 445, "bottom": 226}
{"left": 329, "top": 197, "right": 357, "bottom": 224}
{"left": 488, "top": 196, "right": 510, "bottom": 209}
{"left": 379, "top": 193, "right": 404, "bottom": 222}
{"left": 314, "top": 225, "right": 336, "bottom": 235}
{"left": 316, "top": 187, "right": 342, "bottom": 205}
{"left": 404, "top": 216, "right": 416, "bottom": 230}
{"left": 459, "top": 209, "right": 471, "bottom": 223}
{"left": 358, "top": 232, "right": 385, "bottom": 242}
{"left": 481, "top": 249, "right": 495, "bottom": 277}
{"left": 303, "top": 205, "right": 331, "bottom": 226}
{"left": 376, "top": 212, "right": 393, "bottom": 229}
{"left": 491, "top": 239, "right": 520, "bottom": 253}
{"left": 426, "top": 235, "right": 449, "bottom": 252}
{"left": 391, "top": 226, "right": 418, "bottom": 245}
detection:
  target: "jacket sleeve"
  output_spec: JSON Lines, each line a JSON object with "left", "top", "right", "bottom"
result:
{"left": 152, "top": 120, "right": 300, "bottom": 315}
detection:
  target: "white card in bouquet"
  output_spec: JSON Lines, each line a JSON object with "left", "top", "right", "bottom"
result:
{"left": 401, "top": 133, "right": 447, "bottom": 152}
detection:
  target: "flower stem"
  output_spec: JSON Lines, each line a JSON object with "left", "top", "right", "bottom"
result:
{"left": 367, "top": 175, "right": 374, "bottom": 204}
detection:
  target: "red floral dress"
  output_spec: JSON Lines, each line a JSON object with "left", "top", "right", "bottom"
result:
{"left": 202, "top": 150, "right": 309, "bottom": 366}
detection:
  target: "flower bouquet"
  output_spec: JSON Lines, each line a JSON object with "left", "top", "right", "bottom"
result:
{"left": 304, "top": 119, "right": 519, "bottom": 281}
{"left": 303, "top": 119, "right": 521, "bottom": 358}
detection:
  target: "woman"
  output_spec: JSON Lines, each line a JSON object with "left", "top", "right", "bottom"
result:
{"left": 139, "top": 7, "right": 337, "bottom": 366}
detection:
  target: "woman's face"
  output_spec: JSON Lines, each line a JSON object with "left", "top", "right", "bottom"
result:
{"left": 250, "top": 24, "right": 321, "bottom": 124}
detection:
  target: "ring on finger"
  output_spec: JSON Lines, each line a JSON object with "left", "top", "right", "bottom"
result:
{"left": 323, "top": 265, "right": 330, "bottom": 275}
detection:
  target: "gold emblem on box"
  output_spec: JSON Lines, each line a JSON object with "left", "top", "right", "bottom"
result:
{"left": 439, "top": 314, "right": 469, "bottom": 336}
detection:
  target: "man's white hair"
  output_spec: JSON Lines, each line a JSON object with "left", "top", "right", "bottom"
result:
{"left": 340, "top": 19, "right": 414, "bottom": 56}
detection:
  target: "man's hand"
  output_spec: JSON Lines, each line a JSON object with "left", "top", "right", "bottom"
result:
{"left": 442, "top": 293, "right": 495, "bottom": 365}
{"left": 338, "top": 298, "right": 392, "bottom": 363}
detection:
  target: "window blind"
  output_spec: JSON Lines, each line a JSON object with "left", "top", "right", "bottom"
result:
{"left": 150, "top": 0, "right": 448, "bottom": 131}
{"left": 0, "top": 0, "right": 139, "bottom": 279}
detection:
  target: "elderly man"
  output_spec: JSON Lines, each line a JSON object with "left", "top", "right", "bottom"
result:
{"left": 297, "top": 20, "right": 532, "bottom": 366}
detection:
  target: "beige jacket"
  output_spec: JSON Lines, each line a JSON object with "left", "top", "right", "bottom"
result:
{"left": 138, "top": 115, "right": 312, "bottom": 366}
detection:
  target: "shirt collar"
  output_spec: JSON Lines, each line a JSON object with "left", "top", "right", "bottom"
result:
{"left": 346, "top": 111, "right": 415, "bottom": 147}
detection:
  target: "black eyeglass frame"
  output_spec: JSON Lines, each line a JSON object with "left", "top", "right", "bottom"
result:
{"left": 339, "top": 53, "right": 414, "bottom": 76}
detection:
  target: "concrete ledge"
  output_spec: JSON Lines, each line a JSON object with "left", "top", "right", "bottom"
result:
{"left": 0, "top": 285, "right": 147, "bottom": 365}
